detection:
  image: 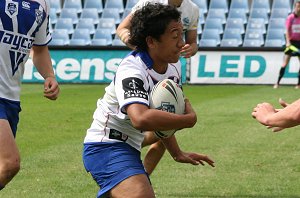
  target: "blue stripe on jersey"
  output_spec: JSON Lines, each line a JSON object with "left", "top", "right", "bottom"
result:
{"left": 0, "top": 1, "right": 14, "bottom": 32}
{"left": 0, "top": 1, "right": 46, "bottom": 37}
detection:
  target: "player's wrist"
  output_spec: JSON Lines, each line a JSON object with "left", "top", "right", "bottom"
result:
{"left": 119, "top": 29, "right": 130, "bottom": 44}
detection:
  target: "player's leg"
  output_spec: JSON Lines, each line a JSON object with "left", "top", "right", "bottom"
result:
{"left": 274, "top": 54, "right": 291, "bottom": 88}
{"left": 142, "top": 132, "right": 166, "bottom": 175}
{"left": 109, "top": 174, "right": 155, "bottom": 198}
{"left": 0, "top": 119, "right": 20, "bottom": 189}
{"left": 143, "top": 140, "right": 166, "bottom": 175}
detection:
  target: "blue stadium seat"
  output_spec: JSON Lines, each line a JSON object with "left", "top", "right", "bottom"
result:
{"left": 112, "top": 38, "right": 126, "bottom": 46}
{"left": 51, "top": 29, "right": 70, "bottom": 45}
{"left": 227, "top": 8, "right": 248, "bottom": 24}
{"left": 200, "top": 29, "right": 221, "bottom": 46}
{"left": 265, "top": 29, "right": 285, "bottom": 46}
{"left": 81, "top": 8, "right": 99, "bottom": 25}
{"left": 84, "top": 0, "right": 103, "bottom": 14}
{"left": 222, "top": 28, "right": 243, "bottom": 46}
{"left": 49, "top": 39, "right": 66, "bottom": 46}
{"left": 270, "top": 8, "right": 290, "bottom": 20}
{"left": 49, "top": 8, "right": 58, "bottom": 25}
{"left": 91, "top": 39, "right": 110, "bottom": 46}
{"left": 69, "top": 39, "right": 87, "bottom": 46}
{"left": 203, "top": 18, "right": 223, "bottom": 34}
{"left": 197, "top": 20, "right": 202, "bottom": 35}
{"left": 71, "top": 29, "right": 91, "bottom": 45}
{"left": 55, "top": 18, "right": 74, "bottom": 35}
{"left": 101, "top": 8, "right": 121, "bottom": 24}
{"left": 104, "top": 0, "right": 124, "bottom": 14}
{"left": 76, "top": 18, "right": 95, "bottom": 35}
{"left": 230, "top": 0, "right": 249, "bottom": 13}
{"left": 249, "top": 8, "right": 269, "bottom": 24}
{"left": 220, "top": 39, "right": 241, "bottom": 47}
{"left": 97, "top": 18, "right": 116, "bottom": 34}
{"left": 191, "top": 0, "right": 208, "bottom": 14}
{"left": 125, "top": 0, "right": 139, "bottom": 9}
{"left": 225, "top": 18, "right": 245, "bottom": 34}
{"left": 272, "top": 0, "right": 291, "bottom": 13}
{"left": 264, "top": 39, "right": 285, "bottom": 47}
{"left": 209, "top": 0, "right": 228, "bottom": 14}
{"left": 60, "top": 8, "right": 79, "bottom": 24}
{"left": 63, "top": 0, "right": 82, "bottom": 13}
{"left": 206, "top": 9, "right": 226, "bottom": 24}
{"left": 244, "top": 29, "right": 264, "bottom": 46}
{"left": 93, "top": 28, "right": 113, "bottom": 45}
{"left": 243, "top": 39, "right": 262, "bottom": 47}
{"left": 268, "top": 18, "right": 286, "bottom": 31}
{"left": 246, "top": 18, "right": 266, "bottom": 34}
{"left": 49, "top": 0, "right": 62, "bottom": 14}
{"left": 198, "top": 8, "right": 205, "bottom": 25}
{"left": 251, "top": 0, "right": 271, "bottom": 13}
{"left": 199, "top": 39, "right": 219, "bottom": 47}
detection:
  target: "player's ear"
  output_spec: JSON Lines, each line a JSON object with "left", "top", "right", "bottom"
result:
{"left": 146, "top": 36, "right": 156, "bottom": 49}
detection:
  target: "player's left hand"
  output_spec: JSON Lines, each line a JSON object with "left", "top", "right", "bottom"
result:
{"left": 44, "top": 76, "right": 60, "bottom": 100}
{"left": 173, "top": 151, "right": 215, "bottom": 167}
{"left": 180, "top": 44, "right": 194, "bottom": 58}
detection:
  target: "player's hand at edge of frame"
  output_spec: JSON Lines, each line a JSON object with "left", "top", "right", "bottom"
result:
{"left": 44, "top": 76, "right": 60, "bottom": 100}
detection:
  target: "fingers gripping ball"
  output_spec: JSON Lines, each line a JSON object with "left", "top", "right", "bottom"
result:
{"left": 149, "top": 79, "right": 185, "bottom": 138}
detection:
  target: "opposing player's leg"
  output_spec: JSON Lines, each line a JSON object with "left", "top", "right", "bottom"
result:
{"left": 142, "top": 132, "right": 166, "bottom": 175}
{"left": 0, "top": 119, "right": 20, "bottom": 189}
{"left": 109, "top": 174, "right": 155, "bottom": 198}
{"left": 274, "top": 55, "right": 291, "bottom": 88}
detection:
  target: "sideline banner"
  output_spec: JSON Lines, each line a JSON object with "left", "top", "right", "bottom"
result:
{"left": 190, "top": 51, "right": 300, "bottom": 85}
{"left": 23, "top": 50, "right": 187, "bottom": 83}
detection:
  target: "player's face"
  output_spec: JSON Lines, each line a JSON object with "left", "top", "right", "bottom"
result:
{"left": 153, "top": 20, "right": 184, "bottom": 64}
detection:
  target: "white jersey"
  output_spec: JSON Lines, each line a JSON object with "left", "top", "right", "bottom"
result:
{"left": 84, "top": 51, "right": 182, "bottom": 151}
{"left": 131, "top": 0, "right": 199, "bottom": 33}
{"left": 0, "top": 0, "right": 51, "bottom": 101}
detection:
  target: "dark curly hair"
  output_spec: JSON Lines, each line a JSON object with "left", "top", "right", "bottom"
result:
{"left": 128, "top": 3, "right": 181, "bottom": 52}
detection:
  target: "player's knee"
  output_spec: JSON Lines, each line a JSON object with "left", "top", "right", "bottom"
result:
{"left": 0, "top": 156, "right": 21, "bottom": 183}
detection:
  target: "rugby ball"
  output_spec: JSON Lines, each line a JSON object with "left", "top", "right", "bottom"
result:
{"left": 149, "top": 79, "right": 185, "bottom": 138}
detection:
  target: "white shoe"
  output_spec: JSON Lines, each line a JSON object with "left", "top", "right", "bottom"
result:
{"left": 273, "top": 84, "right": 279, "bottom": 89}
{"left": 295, "top": 85, "right": 300, "bottom": 89}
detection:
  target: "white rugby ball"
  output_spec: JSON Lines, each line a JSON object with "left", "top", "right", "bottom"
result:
{"left": 149, "top": 79, "right": 185, "bottom": 138}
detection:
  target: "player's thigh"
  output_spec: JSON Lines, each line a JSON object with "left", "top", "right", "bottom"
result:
{"left": 0, "top": 120, "right": 20, "bottom": 161}
{"left": 109, "top": 174, "right": 155, "bottom": 198}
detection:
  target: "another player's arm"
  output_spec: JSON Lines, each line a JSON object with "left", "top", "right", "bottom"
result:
{"left": 116, "top": 14, "right": 135, "bottom": 49}
{"left": 181, "top": 29, "right": 198, "bottom": 58}
{"left": 252, "top": 99, "right": 300, "bottom": 128}
{"left": 31, "top": 45, "right": 59, "bottom": 100}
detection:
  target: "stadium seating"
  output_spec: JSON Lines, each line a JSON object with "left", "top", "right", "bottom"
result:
{"left": 84, "top": 0, "right": 103, "bottom": 14}
{"left": 51, "top": 0, "right": 291, "bottom": 47}
{"left": 51, "top": 29, "right": 70, "bottom": 45}
{"left": 71, "top": 29, "right": 91, "bottom": 45}
{"left": 93, "top": 28, "right": 113, "bottom": 45}
{"left": 200, "top": 29, "right": 221, "bottom": 46}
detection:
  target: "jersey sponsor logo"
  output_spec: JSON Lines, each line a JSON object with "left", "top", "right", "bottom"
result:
{"left": 5, "top": 1, "right": 18, "bottom": 18}
{"left": 22, "top": 1, "right": 30, "bottom": 10}
{"left": 122, "top": 77, "right": 148, "bottom": 100}
{"left": 9, "top": 50, "right": 26, "bottom": 75}
{"left": 0, "top": 30, "right": 34, "bottom": 53}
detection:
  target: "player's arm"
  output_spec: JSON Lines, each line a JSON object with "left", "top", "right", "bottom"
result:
{"left": 116, "top": 14, "right": 135, "bottom": 49}
{"left": 126, "top": 100, "right": 196, "bottom": 132}
{"left": 180, "top": 29, "right": 198, "bottom": 58}
{"left": 31, "top": 45, "right": 59, "bottom": 100}
{"left": 161, "top": 135, "right": 215, "bottom": 167}
{"left": 252, "top": 98, "right": 300, "bottom": 129}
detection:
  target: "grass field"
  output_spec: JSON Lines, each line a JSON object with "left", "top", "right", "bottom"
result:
{"left": 1, "top": 84, "right": 300, "bottom": 198}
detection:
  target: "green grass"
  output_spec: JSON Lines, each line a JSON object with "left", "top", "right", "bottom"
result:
{"left": 1, "top": 84, "right": 300, "bottom": 198}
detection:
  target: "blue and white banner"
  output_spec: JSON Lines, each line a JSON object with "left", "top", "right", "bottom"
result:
{"left": 190, "top": 51, "right": 300, "bottom": 85}
{"left": 23, "top": 49, "right": 187, "bottom": 83}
